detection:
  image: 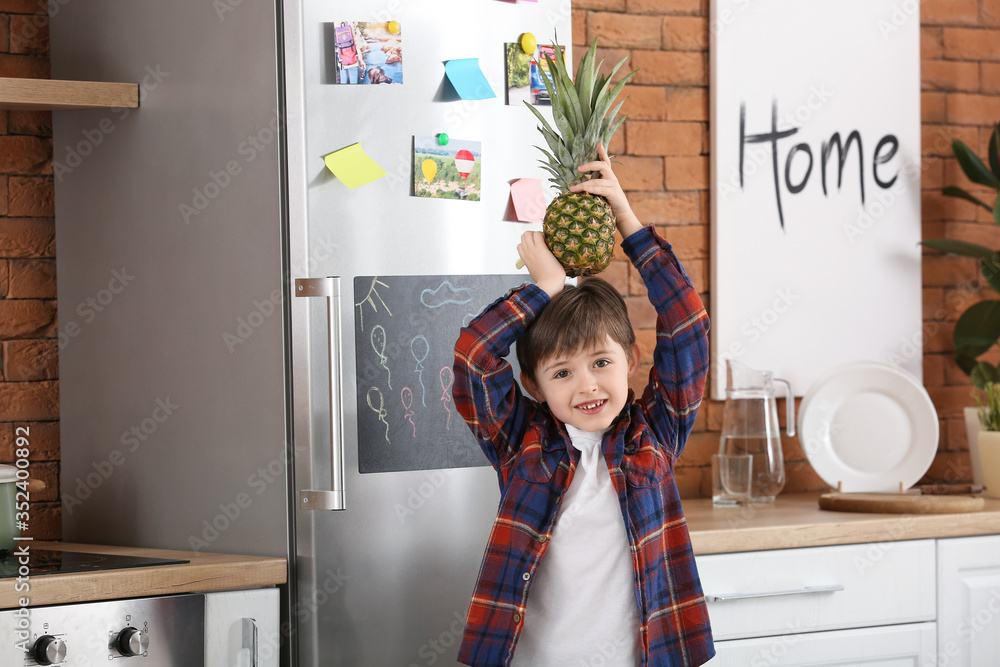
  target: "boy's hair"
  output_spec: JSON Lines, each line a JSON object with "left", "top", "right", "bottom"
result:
{"left": 517, "top": 277, "right": 636, "bottom": 382}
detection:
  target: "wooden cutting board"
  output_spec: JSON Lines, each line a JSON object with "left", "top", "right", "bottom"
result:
{"left": 819, "top": 492, "right": 985, "bottom": 514}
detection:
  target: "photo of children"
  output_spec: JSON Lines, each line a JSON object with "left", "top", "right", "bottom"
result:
{"left": 332, "top": 21, "right": 403, "bottom": 85}
{"left": 413, "top": 136, "right": 481, "bottom": 201}
{"left": 505, "top": 42, "right": 559, "bottom": 106}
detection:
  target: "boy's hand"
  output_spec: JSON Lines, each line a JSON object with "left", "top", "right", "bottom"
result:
{"left": 569, "top": 143, "right": 642, "bottom": 239}
{"left": 517, "top": 231, "right": 565, "bottom": 298}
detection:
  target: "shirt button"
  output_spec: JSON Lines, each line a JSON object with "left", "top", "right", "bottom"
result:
{"left": 539, "top": 536, "right": 548, "bottom": 543}
{"left": 522, "top": 572, "right": 531, "bottom": 581}
{"left": 513, "top": 613, "right": 522, "bottom": 623}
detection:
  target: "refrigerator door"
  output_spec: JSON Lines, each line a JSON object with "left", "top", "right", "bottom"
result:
{"left": 283, "top": 1, "right": 570, "bottom": 664}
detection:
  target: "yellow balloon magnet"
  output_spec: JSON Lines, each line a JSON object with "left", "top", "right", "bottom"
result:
{"left": 519, "top": 33, "right": 537, "bottom": 55}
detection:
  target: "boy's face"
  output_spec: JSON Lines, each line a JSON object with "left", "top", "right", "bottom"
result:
{"left": 521, "top": 335, "right": 640, "bottom": 433}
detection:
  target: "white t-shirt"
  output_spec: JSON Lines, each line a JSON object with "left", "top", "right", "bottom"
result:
{"left": 511, "top": 424, "right": 641, "bottom": 666}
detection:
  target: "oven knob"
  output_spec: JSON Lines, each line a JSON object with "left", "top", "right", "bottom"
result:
{"left": 33, "top": 635, "right": 67, "bottom": 665}
{"left": 115, "top": 627, "right": 149, "bottom": 657}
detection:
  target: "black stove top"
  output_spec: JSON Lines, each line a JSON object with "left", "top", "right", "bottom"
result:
{"left": 0, "top": 548, "right": 189, "bottom": 578}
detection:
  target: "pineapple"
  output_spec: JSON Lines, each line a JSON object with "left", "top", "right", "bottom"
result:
{"left": 526, "top": 39, "right": 636, "bottom": 277}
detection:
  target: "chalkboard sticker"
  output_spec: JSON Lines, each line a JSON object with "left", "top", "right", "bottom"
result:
{"left": 354, "top": 274, "right": 527, "bottom": 473}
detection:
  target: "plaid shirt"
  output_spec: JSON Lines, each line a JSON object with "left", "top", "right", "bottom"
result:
{"left": 453, "top": 226, "right": 714, "bottom": 667}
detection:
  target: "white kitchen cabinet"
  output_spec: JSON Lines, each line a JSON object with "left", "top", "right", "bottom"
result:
{"left": 707, "top": 622, "right": 936, "bottom": 666}
{"left": 696, "top": 540, "right": 936, "bottom": 641}
{"left": 937, "top": 535, "right": 1000, "bottom": 666}
{"left": 205, "top": 588, "right": 280, "bottom": 667}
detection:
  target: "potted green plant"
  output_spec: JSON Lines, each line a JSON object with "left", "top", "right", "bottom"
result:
{"left": 922, "top": 123, "right": 1000, "bottom": 488}
{"left": 922, "top": 123, "right": 1000, "bottom": 388}
{"left": 975, "top": 383, "right": 1000, "bottom": 498}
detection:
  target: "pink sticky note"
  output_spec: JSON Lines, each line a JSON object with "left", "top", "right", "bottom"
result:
{"left": 510, "top": 178, "right": 547, "bottom": 223}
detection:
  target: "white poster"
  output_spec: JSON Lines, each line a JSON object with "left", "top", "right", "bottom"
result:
{"left": 709, "top": 0, "right": 922, "bottom": 399}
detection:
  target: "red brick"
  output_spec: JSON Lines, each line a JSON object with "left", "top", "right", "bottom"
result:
{"left": 942, "top": 28, "right": 1000, "bottom": 61}
{"left": 666, "top": 87, "right": 707, "bottom": 121}
{"left": 662, "top": 15, "right": 707, "bottom": 51}
{"left": 21, "top": 502, "right": 59, "bottom": 540}
{"left": 922, "top": 92, "right": 947, "bottom": 123}
{"left": 0, "top": 299, "right": 55, "bottom": 337}
{"left": 621, "top": 84, "right": 667, "bottom": 120}
{"left": 0, "top": 15, "right": 10, "bottom": 53}
{"left": 0, "top": 380, "right": 58, "bottom": 420}
{"left": 625, "top": 120, "right": 702, "bottom": 156}
{"left": 922, "top": 60, "right": 980, "bottom": 92}
{"left": 574, "top": 0, "right": 625, "bottom": 9}
{"left": 947, "top": 93, "right": 1000, "bottom": 125}
{"left": 924, "top": 352, "right": 946, "bottom": 387}
{"left": 615, "top": 155, "right": 664, "bottom": 190}
{"left": 0, "top": 135, "right": 50, "bottom": 174}
{"left": 983, "top": 0, "right": 1000, "bottom": 28}
{"left": 0, "top": 421, "right": 59, "bottom": 462}
{"left": 9, "top": 14, "right": 47, "bottom": 55}
{"left": 922, "top": 254, "right": 980, "bottom": 287}
{"left": 0, "top": 259, "right": 7, "bottom": 297}
{"left": 626, "top": 0, "right": 703, "bottom": 14}
{"left": 922, "top": 124, "right": 978, "bottom": 157}
{"left": 922, "top": 0, "right": 979, "bottom": 25}
{"left": 665, "top": 155, "right": 708, "bottom": 190}
{"left": 0, "top": 1, "right": 48, "bottom": 13}
{"left": 628, "top": 191, "right": 700, "bottom": 224}
{"left": 0, "top": 52, "right": 47, "bottom": 78}
{"left": 0, "top": 217, "right": 54, "bottom": 257}
{"left": 921, "top": 27, "right": 943, "bottom": 60}
{"left": 921, "top": 155, "right": 945, "bottom": 190}
{"left": 631, "top": 50, "right": 705, "bottom": 85}
{"left": 660, "top": 223, "right": 707, "bottom": 258}
{"left": 572, "top": 9, "right": 587, "bottom": 48}
{"left": 2, "top": 339, "right": 57, "bottom": 381}
{"left": 8, "top": 175, "right": 52, "bottom": 216}
{"left": 6, "top": 109, "right": 49, "bottom": 135}
{"left": 8, "top": 258, "right": 55, "bottom": 298}
{"left": 983, "top": 63, "right": 1000, "bottom": 94}
{"left": 588, "top": 12, "right": 662, "bottom": 49}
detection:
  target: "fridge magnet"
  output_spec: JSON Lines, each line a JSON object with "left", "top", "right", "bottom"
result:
{"left": 508, "top": 178, "right": 547, "bottom": 222}
{"left": 413, "top": 135, "right": 481, "bottom": 201}
{"left": 443, "top": 58, "right": 495, "bottom": 100}
{"left": 329, "top": 21, "right": 403, "bottom": 85}
{"left": 323, "top": 143, "right": 386, "bottom": 189}
{"left": 505, "top": 43, "right": 560, "bottom": 106}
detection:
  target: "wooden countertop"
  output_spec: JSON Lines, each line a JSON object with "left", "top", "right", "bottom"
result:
{"left": 0, "top": 542, "right": 286, "bottom": 609}
{"left": 686, "top": 492, "right": 1000, "bottom": 555}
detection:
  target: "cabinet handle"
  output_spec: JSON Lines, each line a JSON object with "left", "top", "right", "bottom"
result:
{"left": 242, "top": 617, "right": 259, "bottom": 667}
{"left": 295, "top": 277, "right": 346, "bottom": 511}
{"left": 706, "top": 584, "right": 844, "bottom": 602}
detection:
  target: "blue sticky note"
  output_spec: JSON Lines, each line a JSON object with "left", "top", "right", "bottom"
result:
{"left": 444, "top": 59, "right": 496, "bottom": 100}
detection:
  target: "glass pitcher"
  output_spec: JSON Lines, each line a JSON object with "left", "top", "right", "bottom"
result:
{"left": 719, "top": 359, "right": 795, "bottom": 503}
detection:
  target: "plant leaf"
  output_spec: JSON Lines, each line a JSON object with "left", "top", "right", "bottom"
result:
{"left": 942, "top": 185, "right": 993, "bottom": 212}
{"left": 991, "top": 123, "right": 1000, "bottom": 181}
{"left": 994, "top": 192, "right": 1000, "bottom": 226}
{"left": 920, "top": 238, "right": 994, "bottom": 259}
{"left": 971, "top": 361, "right": 999, "bottom": 389}
{"left": 953, "top": 139, "right": 1000, "bottom": 190}
{"left": 956, "top": 352, "right": 980, "bottom": 375}
{"left": 954, "top": 300, "right": 1000, "bottom": 359}
{"left": 982, "top": 254, "right": 1000, "bottom": 293}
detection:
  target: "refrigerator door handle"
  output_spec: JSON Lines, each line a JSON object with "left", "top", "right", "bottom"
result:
{"left": 295, "top": 277, "right": 346, "bottom": 511}
{"left": 242, "top": 617, "right": 259, "bottom": 666}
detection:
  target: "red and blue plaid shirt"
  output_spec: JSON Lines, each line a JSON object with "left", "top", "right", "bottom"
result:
{"left": 453, "top": 226, "right": 714, "bottom": 666}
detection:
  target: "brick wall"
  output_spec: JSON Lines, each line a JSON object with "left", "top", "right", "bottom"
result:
{"left": 575, "top": 0, "right": 1000, "bottom": 497}
{"left": 0, "top": 2, "right": 59, "bottom": 539}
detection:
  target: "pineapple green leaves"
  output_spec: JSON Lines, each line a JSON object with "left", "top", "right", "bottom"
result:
{"left": 524, "top": 39, "right": 636, "bottom": 190}
{"left": 922, "top": 122, "right": 1000, "bottom": 387}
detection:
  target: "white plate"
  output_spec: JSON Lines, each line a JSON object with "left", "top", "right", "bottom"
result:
{"left": 798, "top": 361, "right": 938, "bottom": 493}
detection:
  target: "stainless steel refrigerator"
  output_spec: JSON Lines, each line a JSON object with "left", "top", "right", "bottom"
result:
{"left": 52, "top": 1, "right": 570, "bottom": 664}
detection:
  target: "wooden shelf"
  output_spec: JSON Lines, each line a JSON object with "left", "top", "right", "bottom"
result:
{"left": 0, "top": 77, "right": 139, "bottom": 110}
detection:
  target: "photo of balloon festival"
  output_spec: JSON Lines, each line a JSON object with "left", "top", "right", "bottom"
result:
{"left": 412, "top": 135, "right": 482, "bottom": 200}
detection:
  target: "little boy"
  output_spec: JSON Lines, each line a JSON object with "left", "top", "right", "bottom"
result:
{"left": 453, "top": 145, "right": 714, "bottom": 667}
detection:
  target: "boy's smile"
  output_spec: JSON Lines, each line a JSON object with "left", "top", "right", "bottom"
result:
{"left": 522, "top": 335, "right": 640, "bottom": 432}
